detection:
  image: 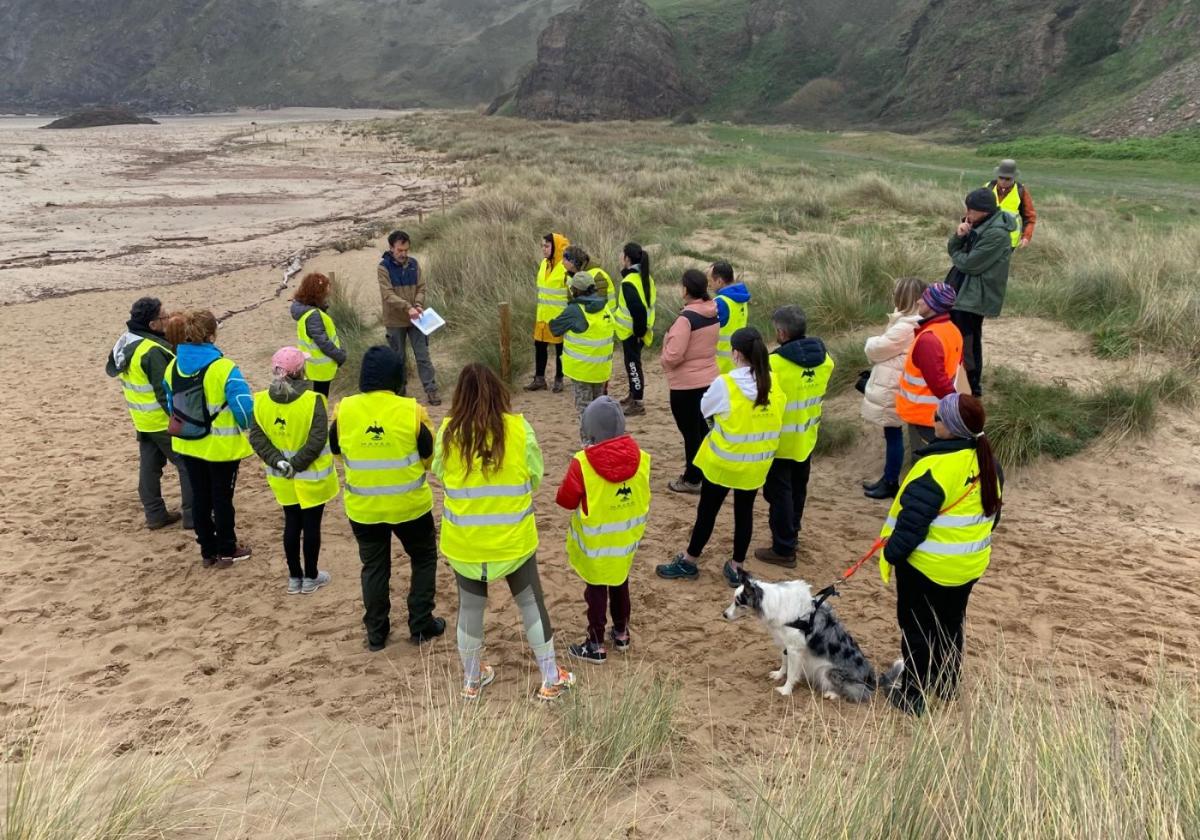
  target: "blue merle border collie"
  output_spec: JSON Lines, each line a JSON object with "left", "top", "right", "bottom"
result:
{"left": 723, "top": 570, "right": 902, "bottom": 702}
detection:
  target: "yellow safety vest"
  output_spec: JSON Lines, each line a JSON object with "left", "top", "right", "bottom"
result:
{"left": 987, "top": 180, "right": 1023, "bottom": 247}
{"left": 590, "top": 266, "right": 616, "bottom": 310}
{"left": 566, "top": 450, "right": 651, "bottom": 586}
{"left": 770, "top": 351, "right": 834, "bottom": 462}
{"left": 561, "top": 305, "right": 615, "bottom": 384}
{"left": 119, "top": 337, "right": 171, "bottom": 433}
{"left": 438, "top": 413, "right": 538, "bottom": 566}
{"left": 613, "top": 273, "right": 657, "bottom": 347}
{"left": 693, "top": 374, "right": 785, "bottom": 490}
{"left": 535, "top": 259, "right": 568, "bottom": 324}
{"left": 297, "top": 308, "right": 341, "bottom": 383}
{"left": 337, "top": 391, "right": 432, "bottom": 525}
{"left": 166, "top": 357, "right": 253, "bottom": 462}
{"left": 252, "top": 390, "right": 339, "bottom": 509}
{"left": 716, "top": 295, "right": 749, "bottom": 374}
{"left": 879, "top": 446, "right": 998, "bottom": 586}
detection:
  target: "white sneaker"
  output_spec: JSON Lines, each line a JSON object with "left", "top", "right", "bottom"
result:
{"left": 301, "top": 570, "right": 331, "bottom": 594}
{"left": 287, "top": 577, "right": 302, "bottom": 595}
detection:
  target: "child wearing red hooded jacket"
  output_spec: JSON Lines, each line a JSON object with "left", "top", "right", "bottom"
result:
{"left": 556, "top": 396, "right": 652, "bottom": 664}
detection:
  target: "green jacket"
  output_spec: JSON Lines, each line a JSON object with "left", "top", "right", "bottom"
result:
{"left": 947, "top": 210, "right": 1017, "bottom": 318}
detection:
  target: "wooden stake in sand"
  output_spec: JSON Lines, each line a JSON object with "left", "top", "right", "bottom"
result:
{"left": 499, "top": 301, "right": 511, "bottom": 382}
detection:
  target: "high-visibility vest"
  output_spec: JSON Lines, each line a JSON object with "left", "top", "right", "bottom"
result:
{"left": 252, "top": 390, "right": 339, "bottom": 509}
{"left": 566, "top": 449, "right": 651, "bottom": 586}
{"left": 716, "top": 295, "right": 749, "bottom": 374}
{"left": 987, "top": 180, "right": 1023, "bottom": 247}
{"left": 119, "top": 337, "right": 171, "bottom": 433}
{"left": 879, "top": 446, "right": 998, "bottom": 586}
{"left": 438, "top": 413, "right": 538, "bottom": 565}
{"left": 770, "top": 351, "right": 834, "bottom": 462}
{"left": 561, "top": 306, "right": 615, "bottom": 384}
{"left": 613, "top": 273, "right": 657, "bottom": 347}
{"left": 166, "top": 357, "right": 253, "bottom": 462}
{"left": 296, "top": 308, "right": 341, "bottom": 383}
{"left": 337, "top": 391, "right": 432, "bottom": 525}
{"left": 693, "top": 374, "right": 785, "bottom": 490}
{"left": 535, "top": 259, "right": 568, "bottom": 324}
{"left": 590, "top": 266, "right": 616, "bottom": 310}
{"left": 896, "top": 320, "right": 962, "bottom": 427}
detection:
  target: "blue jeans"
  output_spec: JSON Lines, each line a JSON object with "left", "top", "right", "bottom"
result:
{"left": 883, "top": 425, "right": 904, "bottom": 484}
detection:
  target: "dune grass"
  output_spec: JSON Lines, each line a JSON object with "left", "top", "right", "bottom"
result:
{"left": 327, "top": 277, "right": 379, "bottom": 396}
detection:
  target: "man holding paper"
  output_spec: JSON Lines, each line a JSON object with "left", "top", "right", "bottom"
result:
{"left": 379, "top": 230, "right": 441, "bottom": 406}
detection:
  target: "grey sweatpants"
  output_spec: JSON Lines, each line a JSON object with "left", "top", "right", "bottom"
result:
{"left": 138, "top": 431, "right": 193, "bottom": 525}
{"left": 386, "top": 325, "right": 437, "bottom": 395}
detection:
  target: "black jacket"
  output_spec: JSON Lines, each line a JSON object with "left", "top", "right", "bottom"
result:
{"left": 105, "top": 320, "right": 174, "bottom": 413}
{"left": 619, "top": 268, "right": 649, "bottom": 339}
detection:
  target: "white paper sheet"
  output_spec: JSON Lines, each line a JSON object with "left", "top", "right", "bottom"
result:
{"left": 412, "top": 308, "right": 445, "bottom": 336}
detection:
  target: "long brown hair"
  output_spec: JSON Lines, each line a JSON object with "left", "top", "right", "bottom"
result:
{"left": 443, "top": 363, "right": 512, "bottom": 478}
{"left": 166, "top": 310, "right": 217, "bottom": 345}
{"left": 958, "top": 395, "right": 1001, "bottom": 518}
{"left": 730, "top": 327, "right": 772, "bottom": 408}
{"left": 293, "top": 272, "right": 331, "bottom": 307}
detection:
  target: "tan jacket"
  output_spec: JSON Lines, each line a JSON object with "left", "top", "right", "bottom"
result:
{"left": 378, "top": 256, "right": 426, "bottom": 328}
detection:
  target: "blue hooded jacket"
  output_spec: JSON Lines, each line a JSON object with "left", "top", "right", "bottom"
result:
{"left": 715, "top": 283, "right": 751, "bottom": 327}
{"left": 163, "top": 343, "right": 254, "bottom": 430}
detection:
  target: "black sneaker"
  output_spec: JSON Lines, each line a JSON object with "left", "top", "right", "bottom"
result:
{"left": 656, "top": 554, "right": 699, "bottom": 580}
{"left": 568, "top": 640, "right": 607, "bottom": 664}
{"left": 552, "top": 378, "right": 564, "bottom": 393}
{"left": 722, "top": 560, "right": 744, "bottom": 588}
{"left": 610, "top": 629, "right": 630, "bottom": 652}
{"left": 410, "top": 616, "right": 446, "bottom": 645}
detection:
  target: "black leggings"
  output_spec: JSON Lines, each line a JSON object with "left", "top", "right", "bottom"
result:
{"left": 283, "top": 503, "right": 324, "bottom": 579}
{"left": 669, "top": 387, "right": 708, "bottom": 484}
{"left": 534, "top": 341, "right": 564, "bottom": 379}
{"left": 621, "top": 337, "right": 645, "bottom": 400}
{"left": 687, "top": 478, "right": 759, "bottom": 563}
{"left": 895, "top": 562, "right": 976, "bottom": 703}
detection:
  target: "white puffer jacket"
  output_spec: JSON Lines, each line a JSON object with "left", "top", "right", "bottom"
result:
{"left": 860, "top": 309, "right": 921, "bottom": 428}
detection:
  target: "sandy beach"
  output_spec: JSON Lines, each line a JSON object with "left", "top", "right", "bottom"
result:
{"left": 2, "top": 110, "right": 1200, "bottom": 836}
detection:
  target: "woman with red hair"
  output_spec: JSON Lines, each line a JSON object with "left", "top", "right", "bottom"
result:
{"left": 291, "top": 272, "right": 346, "bottom": 397}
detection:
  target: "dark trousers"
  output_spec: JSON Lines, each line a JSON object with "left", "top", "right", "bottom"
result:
{"left": 584, "top": 581, "right": 631, "bottom": 645}
{"left": 349, "top": 511, "right": 439, "bottom": 645}
{"left": 312, "top": 379, "right": 331, "bottom": 398}
{"left": 282, "top": 503, "right": 324, "bottom": 579}
{"left": 894, "top": 562, "right": 976, "bottom": 705}
{"left": 533, "top": 340, "right": 564, "bottom": 380}
{"left": 951, "top": 310, "right": 984, "bottom": 397}
{"left": 387, "top": 325, "right": 438, "bottom": 394}
{"left": 906, "top": 423, "right": 935, "bottom": 466}
{"left": 181, "top": 456, "right": 240, "bottom": 558}
{"left": 138, "top": 431, "right": 192, "bottom": 525}
{"left": 669, "top": 387, "right": 708, "bottom": 484}
{"left": 621, "top": 337, "right": 645, "bottom": 400}
{"left": 762, "top": 456, "right": 811, "bottom": 556}
{"left": 883, "top": 425, "right": 905, "bottom": 484}
{"left": 687, "top": 479, "right": 758, "bottom": 563}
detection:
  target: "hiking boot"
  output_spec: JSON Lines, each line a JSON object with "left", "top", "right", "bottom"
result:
{"left": 410, "top": 616, "right": 446, "bottom": 645}
{"left": 367, "top": 632, "right": 389, "bottom": 653}
{"left": 146, "top": 511, "right": 182, "bottom": 530}
{"left": 862, "top": 476, "right": 886, "bottom": 491}
{"left": 552, "top": 377, "right": 564, "bottom": 393}
{"left": 536, "top": 666, "right": 577, "bottom": 702}
{"left": 287, "top": 577, "right": 303, "bottom": 595}
{"left": 524, "top": 376, "right": 547, "bottom": 392}
{"left": 202, "top": 555, "right": 232, "bottom": 570}
{"left": 301, "top": 570, "right": 331, "bottom": 594}
{"left": 754, "top": 546, "right": 798, "bottom": 569}
{"left": 722, "top": 560, "right": 744, "bottom": 588}
{"left": 864, "top": 481, "right": 900, "bottom": 500}
{"left": 610, "top": 629, "right": 631, "bottom": 652}
{"left": 667, "top": 477, "right": 702, "bottom": 495}
{"left": 624, "top": 400, "right": 646, "bottom": 417}
{"left": 569, "top": 640, "right": 607, "bottom": 664}
{"left": 656, "top": 554, "right": 699, "bottom": 580}
{"left": 462, "top": 664, "right": 496, "bottom": 700}
{"left": 425, "top": 389, "right": 442, "bottom": 407}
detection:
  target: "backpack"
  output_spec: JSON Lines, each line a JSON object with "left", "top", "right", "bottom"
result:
{"left": 168, "top": 362, "right": 221, "bottom": 440}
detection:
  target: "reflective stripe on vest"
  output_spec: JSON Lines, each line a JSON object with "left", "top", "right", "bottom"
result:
{"left": 770, "top": 352, "right": 834, "bottom": 461}
{"left": 896, "top": 320, "right": 962, "bottom": 427}
{"left": 715, "top": 296, "right": 749, "bottom": 374}
{"left": 168, "top": 357, "right": 252, "bottom": 462}
{"left": 613, "top": 273, "right": 657, "bottom": 347}
{"left": 535, "top": 259, "right": 568, "bottom": 324}
{"left": 119, "top": 338, "right": 171, "bottom": 433}
{"left": 562, "top": 306, "right": 615, "bottom": 384}
{"left": 989, "top": 180, "right": 1023, "bottom": 247}
{"left": 253, "top": 390, "right": 340, "bottom": 508}
{"left": 566, "top": 450, "right": 651, "bottom": 586}
{"left": 693, "top": 375, "right": 785, "bottom": 490}
{"left": 879, "top": 447, "right": 997, "bottom": 586}
{"left": 297, "top": 308, "right": 341, "bottom": 383}
{"left": 438, "top": 413, "right": 539, "bottom": 565}
{"left": 337, "top": 391, "right": 432, "bottom": 524}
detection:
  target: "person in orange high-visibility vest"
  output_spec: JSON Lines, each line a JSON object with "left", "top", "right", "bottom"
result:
{"left": 894, "top": 283, "right": 963, "bottom": 473}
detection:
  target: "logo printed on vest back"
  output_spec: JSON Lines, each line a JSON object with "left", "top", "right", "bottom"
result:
{"left": 801, "top": 369, "right": 815, "bottom": 379}
{"left": 616, "top": 486, "right": 633, "bottom": 499}
{"left": 274, "top": 417, "right": 287, "bottom": 427}
{"left": 366, "top": 423, "right": 385, "bottom": 441}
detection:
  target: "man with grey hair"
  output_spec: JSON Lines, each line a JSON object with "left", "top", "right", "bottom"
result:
{"left": 754, "top": 305, "right": 834, "bottom": 568}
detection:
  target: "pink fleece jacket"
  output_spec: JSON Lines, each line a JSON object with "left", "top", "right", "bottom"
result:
{"left": 660, "top": 299, "right": 719, "bottom": 391}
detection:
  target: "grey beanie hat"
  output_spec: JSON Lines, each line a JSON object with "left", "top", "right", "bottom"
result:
{"left": 580, "top": 396, "right": 626, "bottom": 446}
{"left": 569, "top": 270, "right": 596, "bottom": 292}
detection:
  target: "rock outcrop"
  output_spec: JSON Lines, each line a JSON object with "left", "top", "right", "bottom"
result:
{"left": 41, "top": 107, "right": 158, "bottom": 129}
{"left": 507, "top": 0, "right": 698, "bottom": 121}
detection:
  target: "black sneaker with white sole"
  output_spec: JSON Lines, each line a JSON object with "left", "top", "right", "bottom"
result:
{"left": 568, "top": 640, "right": 607, "bottom": 664}
{"left": 609, "top": 629, "right": 631, "bottom": 652}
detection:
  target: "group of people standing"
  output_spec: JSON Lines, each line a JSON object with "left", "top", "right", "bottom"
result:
{"left": 108, "top": 158, "right": 1027, "bottom": 713}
